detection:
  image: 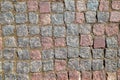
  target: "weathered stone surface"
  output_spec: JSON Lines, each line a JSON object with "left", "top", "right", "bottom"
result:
{"left": 39, "top": 2, "right": 51, "bottom": 13}
{"left": 4, "top": 37, "right": 17, "bottom": 48}
{"left": 67, "top": 36, "right": 79, "bottom": 47}
{"left": 29, "top": 12, "right": 38, "bottom": 24}
{"left": 64, "top": 11, "right": 75, "bottom": 24}
{"left": 79, "top": 24, "right": 92, "bottom": 34}
{"left": 97, "top": 12, "right": 109, "bottom": 23}
{"left": 43, "top": 60, "right": 54, "bottom": 71}
{"left": 51, "top": 14, "right": 64, "bottom": 25}
{"left": 67, "top": 24, "right": 79, "bottom": 36}
{"left": 87, "top": 0, "right": 99, "bottom": 11}
{"left": 64, "top": 0, "right": 75, "bottom": 11}
{"left": 52, "top": 2, "right": 64, "bottom": 13}
{"left": 68, "top": 47, "right": 79, "bottom": 58}
{"left": 17, "top": 49, "right": 30, "bottom": 60}
{"left": 68, "top": 58, "right": 80, "bottom": 70}
{"left": 92, "top": 49, "right": 104, "bottom": 59}
{"left": 29, "top": 25, "right": 40, "bottom": 35}
{"left": 1, "top": 1, "right": 13, "bottom": 11}
{"left": 92, "top": 59, "right": 104, "bottom": 70}
{"left": 41, "top": 26, "right": 52, "bottom": 37}
{"left": 106, "top": 36, "right": 118, "bottom": 48}
{"left": 55, "top": 60, "right": 66, "bottom": 71}
{"left": 85, "top": 11, "right": 96, "bottom": 23}
{"left": 30, "top": 61, "right": 42, "bottom": 72}
{"left": 55, "top": 48, "right": 67, "bottom": 59}
{"left": 79, "top": 47, "right": 91, "bottom": 59}
{"left": 93, "top": 24, "right": 105, "bottom": 36}
{"left": 15, "top": 2, "right": 27, "bottom": 13}
{"left": 17, "top": 62, "right": 29, "bottom": 73}
{"left": 30, "top": 37, "right": 41, "bottom": 48}
{"left": 3, "top": 48, "right": 15, "bottom": 60}
{"left": 18, "top": 37, "right": 29, "bottom": 47}
{"left": 0, "top": 12, "right": 14, "bottom": 24}
{"left": 56, "top": 71, "right": 68, "bottom": 80}
{"left": 80, "top": 59, "right": 91, "bottom": 71}
{"left": 105, "top": 49, "right": 117, "bottom": 59}
{"left": 54, "top": 26, "right": 66, "bottom": 37}
{"left": 2, "top": 25, "right": 15, "bottom": 36}
{"left": 94, "top": 36, "right": 105, "bottom": 49}
{"left": 3, "top": 61, "right": 14, "bottom": 73}
{"left": 16, "top": 24, "right": 28, "bottom": 37}
{"left": 105, "top": 59, "right": 117, "bottom": 72}
{"left": 15, "top": 13, "right": 28, "bottom": 23}
{"left": 42, "top": 49, "right": 54, "bottom": 60}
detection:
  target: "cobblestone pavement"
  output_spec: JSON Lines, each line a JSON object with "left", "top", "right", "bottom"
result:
{"left": 0, "top": 0, "right": 120, "bottom": 80}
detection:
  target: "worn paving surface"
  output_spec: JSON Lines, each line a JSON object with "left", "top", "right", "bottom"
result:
{"left": 0, "top": 0, "right": 120, "bottom": 80}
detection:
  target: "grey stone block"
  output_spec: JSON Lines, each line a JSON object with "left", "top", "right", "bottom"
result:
{"left": 64, "top": 0, "right": 75, "bottom": 11}
{"left": 67, "top": 24, "right": 79, "bottom": 36}
{"left": 68, "top": 58, "right": 80, "bottom": 70}
{"left": 87, "top": 0, "right": 99, "bottom": 11}
{"left": 55, "top": 48, "right": 67, "bottom": 59}
{"left": 41, "top": 26, "right": 52, "bottom": 37}
{"left": 30, "top": 37, "right": 41, "bottom": 48}
{"left": 15, "top": 13, "right": 28, "bottom": 23}
{"left": 105, "top": 49, "right": 117, "bottom": 59}
{"left": 54, "top": 26, "right": 66, "bottom": 37}
{"left": 15, "top": 2, "right": 27, "bottom": 13}
{"left": 1, "top": 1, "right": 13, "bottom": 11}
{"left": 79, "top": 24, "right": 92, "bottom": 34}
{"left": 18, "top": 37, "right": 29, "bottom": 48}
{"left": 79, "top": 47, "right": 91, "bottom": 58}
{"left": 17, "top": 62, "right": 29, "bottom": 73}
{"left": 29, "top": 25, "right": 40, "bottom": 35}
{"left": 68, "top": 47, "right": 79, "bottom": 58}
{"left": 5, "top": 73, "right": 16, "bottom": 80}
{"left": 51, "top": 14, "right": 64, "bottom": 25}
{"left": 16, "top": 24, "right": 28, "bottom": 37}
{"left": 85, "top": 11, "right": 96, "bottom": 23}
{"left": 17, "top": 49, "right": 30, "bottom": 60}
{"left": 67, "top": 36, "right": 79, "bottom": 47}
{"left": 2, "top": 25, "right": 15, "bottom": 36}
{"left": 3, "top": 48, "right": 16, "bottom": 60}
{"left": 92, "top": 59, "right": 104, "bottom": 70}
{"left": 92, "top": 49, "right": 104, "bottom": 59}
{"left": 105, "top": 59, "right": 117, "bottom": 72}
{"left": 3, "top": 61, "right": 14, "bottom": 73}
{"left": 52, "top": 2, "right": 64, "bottom": 13}
{"left": 97, "top": 12, "right": 109, "bottom": 23}
{"left": 29, "top": 12, "right": 38, "bottom": 24}
{"left": 43, "top": 60, "right": 54, "bottom": 71}
{"left": 106, "top": 36, "right": 118, "bottom": 48}
{"left": 30, "top": 61, "right": 42, "bottom": 72}
{"left": 64, "top": 11, "right": 75, "bottom": 24}
{"left": 80, "top": 59, "right": 91, "bottom": 71}
{"left": 42, "top": 49, "right": 54, "bottom": 60}
{"left": 4, "top": 37, "right": 17, "bottom": 48}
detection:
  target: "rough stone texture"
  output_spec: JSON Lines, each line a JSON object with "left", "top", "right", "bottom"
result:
{"left": 2, "top": 25, "right": 15, "bottom": 36}
{"left": 106, "top": 36, "right": 118, "bottom": 48}
{"left": 79, "top": 47, "right": 91, "bottom": 59}
{"left": 0, "top": 1, "right": 120, "bottom": 79}
{"left": 51, "top": 14, "right": 64, "bottom": 25}
{"left": 97, "top": 12, "right": 109, "bottom": 23}
{"left": 93, "top": 24, "right": 105, "bottom": 36}
{"left": 54, "top": 26, "right": 66, "bottom": 37}
{"left": 110, "top": 11, "right": 120, "bottom": 22}
{"left": 80, "top": 34, "right": 93, "bottom": 46}
{"left": 55, "top": 48, "right": 67, "bottom": 59}
{"left": 85, "top": 11, "right": 96, "bottom": 23}
{"left": 67, "top": 36, "right": 79, "bottom": 47}
{"left": 41, "top": 26, "right": 52, "bottom": 37}
{"left": 94, "top": 36, "right": 105, "bottom": 49}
